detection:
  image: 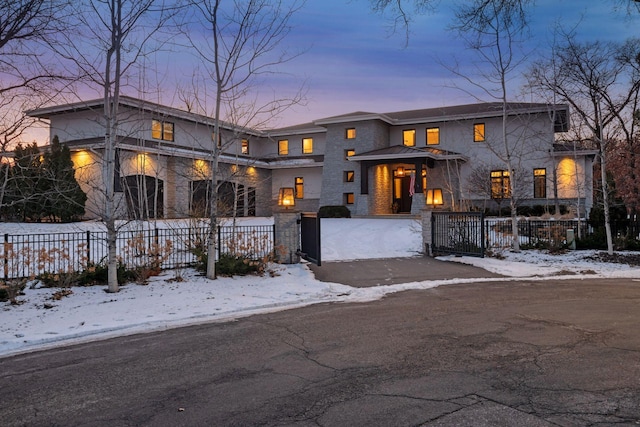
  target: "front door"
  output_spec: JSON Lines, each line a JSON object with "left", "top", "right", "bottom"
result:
{"left": 393, "top": 175, "right": 413, "bottom": 213}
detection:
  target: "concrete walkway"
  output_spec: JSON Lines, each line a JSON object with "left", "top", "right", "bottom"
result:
{"left": 308, "top": 256, "right": 503, "bottom": 287}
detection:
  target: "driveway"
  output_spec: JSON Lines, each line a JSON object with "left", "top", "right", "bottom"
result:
{"left": 308, "top": 256, "right": 503, "bottom": 287}
{"left": 1, "top": 278, "right": 639, "bottom": 426}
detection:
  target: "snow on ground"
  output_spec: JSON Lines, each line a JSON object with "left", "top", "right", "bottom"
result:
{"left": 2, "top": 217, "right": 640, "bottom": 357}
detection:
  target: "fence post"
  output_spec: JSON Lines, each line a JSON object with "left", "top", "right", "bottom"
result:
{"left": 421, "top": 209, "right": 434, "bottom": 257}
{"left": 217, "top": 225, "right": 221, "bottom": 260}
{"left": 86, "top": 231, "right": 91, "bottom": 265}
{"left": 273, "top": 211, "right": 300, "bottom": 264}
{"left": 3, "top": 233, "right": 8, "bottom": 279}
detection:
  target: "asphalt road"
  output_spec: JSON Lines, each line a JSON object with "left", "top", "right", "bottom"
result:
{"left": 2, "top": 278, "right": 640, "bottom": 426}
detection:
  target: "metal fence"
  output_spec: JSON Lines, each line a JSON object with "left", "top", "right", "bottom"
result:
{"left": 1, "top": 224, "right": 275, "bottom": 280}
{"left": 485, "top": 218, "right": 589, "bottom": 249}
{"left": 432, "top": 212, "right": 485, "bottom": 257}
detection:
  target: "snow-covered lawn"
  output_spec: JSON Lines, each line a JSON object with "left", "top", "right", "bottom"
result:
{"left": 2, "top": 217, "right": 639, "bottom": 358}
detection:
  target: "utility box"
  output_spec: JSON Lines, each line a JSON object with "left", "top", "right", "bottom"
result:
{"left": 567, "top": 229, "right": 576, "bottom": 250}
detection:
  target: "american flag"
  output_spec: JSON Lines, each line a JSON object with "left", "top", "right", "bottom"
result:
{"left": 409, "top": 171, "right": 415, "bottom": 197}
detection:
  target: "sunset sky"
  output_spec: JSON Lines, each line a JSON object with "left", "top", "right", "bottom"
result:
{"left": 25, "top": 0, "right": 640, "bottom": 142}
{"left": 248, "top": 0, "right": 640, "bottom": 127}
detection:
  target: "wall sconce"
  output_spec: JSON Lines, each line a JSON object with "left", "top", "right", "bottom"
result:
{"left": 426, "top": 188, "right": 444, "bottom": 207}
{"left": 396, "top": 167, "right": 405, "bottom": 177}
{"left": 278, "top": 187, "right": 295, "bottom": 208}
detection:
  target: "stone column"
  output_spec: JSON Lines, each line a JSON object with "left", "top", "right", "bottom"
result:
{"left": 422, "top": 208, "right": 433, "bottom": 257}
{"left": 273, "top": 210, "right": 300, "bottom": 264}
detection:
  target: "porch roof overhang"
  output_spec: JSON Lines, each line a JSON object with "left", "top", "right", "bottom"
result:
{"left": 347, "top": 145, "right": 468, "bottom": 162}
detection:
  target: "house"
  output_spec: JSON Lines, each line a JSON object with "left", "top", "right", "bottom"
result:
{"left": 27, "top": 97, "right": 595, "bottom": 219}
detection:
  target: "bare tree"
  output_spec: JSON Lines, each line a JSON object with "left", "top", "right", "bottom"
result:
{"left": 446, "top": 0, "right": 541, "bottom": 251}
{"left": 0, "top": 0, "right": 71, "bottom": 213}
{"left": 51, "top": 0, "right": 180, "bottom": 292}
{"left": 182, "top": 0, "right": 306, "bottom": 279}
{"left": 528, "top": 32, "right": 640, "bottom": 254}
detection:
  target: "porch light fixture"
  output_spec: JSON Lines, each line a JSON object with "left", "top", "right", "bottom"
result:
{"left": 426, "top": 188, "right": 444, "bottom": 206}
{"left": 278, "top": 187, "right": 295, "bottom": 208}
{"left": 396, "top": 167, "right": 405, "bottom": 177}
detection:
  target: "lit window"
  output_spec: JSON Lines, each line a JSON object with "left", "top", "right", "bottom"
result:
{"left": 295, "top": 177, "right": 304, "bottom": 199}
{"left": 152, "top": 119, "right": 174, "bottom": 141}
{"left": 427, "top": 127, "right": 440, "bottom": 145}
{"left": 491, "top": 170, "right": 511, "bottom": 199}
{"left": 346, "top": 128, "right": 356, "bottom": 139}
{"left": 345, "top": 149, "right": 355, "bottom": 159}
{"left": 403, "top": 129, "right": 416, "bottom": 147}
{"left": 241, "top": 139, "right": 249, "bottom": 155}
{"left": 474, "top": 123, "right": 485, "bottom": 142}
{"left": 344, "top": 193, "right": 354, "bottom": 204}
{"left": 278, "top": 139, "right": 288, "bottom": 155}
{"left": 344, "top": 171, "right": 355, "bottom": 182}
{"left": 302, "top": 138, "right": 313, "bottom": 154}
{"left": 534, "top": 168, "right": 546, "bottom": 198}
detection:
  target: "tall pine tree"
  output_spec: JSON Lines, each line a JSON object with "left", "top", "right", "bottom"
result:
{"left": 41, "top": 136, "right": 87, "bottom": 222}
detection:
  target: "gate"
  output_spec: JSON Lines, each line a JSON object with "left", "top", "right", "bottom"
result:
{"left": 299, "top": 212, "right": 321, "bottom": 266}
{"left": 432, "top": 212, "right": 485, "bottom": 257}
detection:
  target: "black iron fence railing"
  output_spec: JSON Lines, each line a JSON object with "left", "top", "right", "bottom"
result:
{"left": 484, "top": 218, "right": 590, "bottom": 249}
{"left": 1, "top": 224, "right": 275, "bottom": 280}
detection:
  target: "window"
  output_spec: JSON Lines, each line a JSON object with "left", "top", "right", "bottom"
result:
{"left": 474, "top": 123, "right": 485, "bottom": 142}
{"left": 491, "top": 170, "right": 511, "bottom": 199}
{"left": 344, "top": 193, "right": 354, "bottom": 204}
{"left": 403, "top": 129, "right": 416, "bottom": 147}
{"left": 534, "top": 168, "right": 546, "bottom": 198}
{"left": 295, "top": 177, "right": 304, "bottom": 199}
{"left": 345, "top": 149, "right": 355, "bottom": 159}
{"left": 344, "top": 171, "right": 355, "bottom": 182}
{"left": 241, "top": 139, "right": 249, "bottom": 155}
{"left": 346, "top": 128, "right": 356, "bottom": 139}
{"left": 152, "top": 119, "right": 174, "bottom": 141}
{"left": 278, "top": 139, "right": 288, "bottom": 155}
{"left": 302, "top": 137, "right": 313, "bottom": 154}
{"left": 426, "top": 127, "right": 440, "bottom": 145}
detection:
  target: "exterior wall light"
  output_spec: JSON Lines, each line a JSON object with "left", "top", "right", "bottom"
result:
{"left": 396, "top": 167, "right": 405, "bottom": 177}
{"left": 426, "top": 188, "right": 444, "bottom": 207}
{"left": 278, "top": 187, "right": 295, "bottom": 208}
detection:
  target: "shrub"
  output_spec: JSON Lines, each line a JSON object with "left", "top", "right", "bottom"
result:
{"left": 37, "top": 261, "right": 134, "bottom": 287}
{"left": 0, "top": 279, "right": 27, "bottom": 304}
{"left": 216, "top": 253, "right": 261, "bottom": 276}
{"left": 318, "top": 205, "right": 351, "bottom": 218}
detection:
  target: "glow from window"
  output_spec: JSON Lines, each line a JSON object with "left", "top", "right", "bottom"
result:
{"left": 302, "top": 138, "right": 313, "bottom": 154}
{"left": 403, "top": 129, "right": 416, "bottom": 146}
{"left": 278, "top": 139, "right": 288, "bottom": 155}
{"left": 427, "top": 128, "right": 439, "bottom": 145}
{"left": 474, "top": 123, "right": 485, "bottom": 142}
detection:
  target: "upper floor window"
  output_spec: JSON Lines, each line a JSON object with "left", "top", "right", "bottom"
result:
{"left": 295, "top": 177, "right": 304, "bottom": 199}
{"left": 241, "top": 139, "right": 249, "bottom": 155}
{"left": 474, "top": 123, "right": 485, "bottom": 142}
{"left": 302, "top": 137, "right": 313, "bottom": 154}
{"left": 534, "top": 168, "right": 546, "bottom": 198}
{"left": 403, "top": 129, "right": 416, "bottom": 147}
{"left": 152, "top": 119, "right": 174, "bottom": 141}
{"left": 426, "top": 127, "right": 440, "bottom": 145}
{"left": 344, "top": 193, "right": 354, "bottom": 205}
{"left": 278, "top": 139, "right": 288, "bottom": 155}
{"left": 344, "top": 171, "right": 355, "bottom": 182}
{"left": 491, "top": 170, "right": 511, "bottom": 199}
{"left": 345, "top": 149, "right": 355, "bottom": 159}
{"left": 346, "top": 128, "right": 356, "bottom": 139}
